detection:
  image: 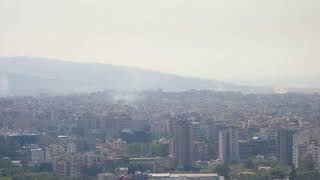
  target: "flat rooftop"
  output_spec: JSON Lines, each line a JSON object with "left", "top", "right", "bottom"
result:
{"left": 149, "top": 173, "right": 219, "bottom": 178}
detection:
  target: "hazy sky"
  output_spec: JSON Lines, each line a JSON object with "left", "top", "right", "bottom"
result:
{"left": 0, "top": 0, "right": 319, "bottom": 85}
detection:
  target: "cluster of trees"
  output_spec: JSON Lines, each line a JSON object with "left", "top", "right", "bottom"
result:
{"left": 10, "top": 172, "right": 66, "bottom": 180}
{"left": 0, "top": 159, "right": 91, "bottom": 180}
{"left": 233, "top": 157, "right": 320, "bottom": 180}
{"left": 0, "top": 159, "right": 60, "bottom": 180}
{"left": 127, "top": 142, "right": 169, "bottom": 157}
{"left": 235, "top": 169, "right": 320, "bottom": 180}
{"left": 214, "top": 164, "right": 231, "bottom": 179}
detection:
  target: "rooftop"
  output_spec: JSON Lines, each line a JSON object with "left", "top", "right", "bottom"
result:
{"left": 149, "top": 173, "right": 220, "bottom": 178}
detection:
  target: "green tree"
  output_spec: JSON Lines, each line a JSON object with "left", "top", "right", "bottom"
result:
{"left": 289, "top": 166, "right": 297, "bottom": 180}
{"left": 244, "top": 158, "right": 255, "bottom": 169}
{"left": 12, "top": 172, "right": 60, "bottom": 180}
{"left": 214, "top": 164, "right": 230, "bottom": 179}
{"left": 296, "top": 169, "right": 320, "bottom": 180}
{"left": 151, "top": 143, "right": 169, "bottom": 157}
{"left": 270, "top": 165, "right": 287, "bottom": 179}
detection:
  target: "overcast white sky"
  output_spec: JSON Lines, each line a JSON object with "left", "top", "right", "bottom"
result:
{"left": 0, "top": 0, "right": 319, "bottom": 86}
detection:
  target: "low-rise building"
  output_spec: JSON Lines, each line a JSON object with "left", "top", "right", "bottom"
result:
{"left": 149, "top": 173, "right": 223, "bottom": 180}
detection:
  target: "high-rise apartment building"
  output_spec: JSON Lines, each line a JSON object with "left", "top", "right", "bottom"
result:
{"left": 173, "top": 119, "right": 193, "bottom": 170}
{"left": 277, "top": 128, "right": 294, "bottom": 165}
{"left": 206, "top": 121, "right": 219, "bottom": 160}
{"left": 218, "top": 127, "right": 239, "bottom": 164}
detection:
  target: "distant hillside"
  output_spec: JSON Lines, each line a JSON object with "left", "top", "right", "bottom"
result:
{"left": 0, "top": 57, "right": 271, "bottom": 95}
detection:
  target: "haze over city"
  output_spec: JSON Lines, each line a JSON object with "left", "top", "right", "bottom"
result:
{"left": 1, "top": 1, "right": 320, "bottom": 180}
{"left": 1, "top": 0, "right": 320, "bottom": 88}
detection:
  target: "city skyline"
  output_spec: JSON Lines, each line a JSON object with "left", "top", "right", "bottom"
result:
{"left": 1, "top": 1, "right": 320, "bottom": 179}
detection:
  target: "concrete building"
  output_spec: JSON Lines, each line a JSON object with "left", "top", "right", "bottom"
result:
{"left": 206, "top": 121, "right": 219, "bottom": 160}
{"left": 218, "top": 127, "right": 239, "bottom": 164}
{"left": 45, "top": 144, "right": 65, "bottom": 162}
{"left": 98, "top": 173, "right": 117, "bottom": 180}
{"left": 239, "top": 140, "right": 252, "bottom": 162}
{"left": 53, "top": 154, "right": 81, "bottom": 177}
{"left": 173, "top": 120, "right": 193, "bottom": 170}
{"left": 149, "top": 173, "right": 222, "bottom": 180}
{"left": 277, "top": 128, "right": 294, "bottom": 165}
{"left": 191, "top": 121, "right": 205, "bottom": 142}
{"left": 116, "top": 114, "right": 133, "bottom": 131}
{"left": 193, "top": 141, "right": 208, "bottom": 161}
{"left": 132, "top": 113, "right": 150, "bottom": 131}
{"left": 30, "top": 148, "right": 45, "bottom": 165}
{"left": 154, "top": 156, "right": 175, "bottom": 172}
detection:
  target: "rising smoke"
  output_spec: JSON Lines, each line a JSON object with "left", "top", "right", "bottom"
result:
{"left": 0, "top": 73, "right": 9, "bottom": 97}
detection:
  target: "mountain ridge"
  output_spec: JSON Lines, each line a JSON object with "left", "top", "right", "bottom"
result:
{"left": 0, "top": 57, "right": 272, "bottom": 95}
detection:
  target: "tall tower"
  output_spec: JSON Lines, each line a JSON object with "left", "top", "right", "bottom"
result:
{"left": 0, "top": 73, "right": 9, "bottom": 97}
{"left": 173, "top": 119, "right": 193, "bottom": 170}
{"left": 277, "top": 128, "right": 294, "bottom": 165}
{"left": 206, "top": 121, "right": 220, "bottom": 160}
{"left": 219, "top": 127, "right": 239, "bottom": 164}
